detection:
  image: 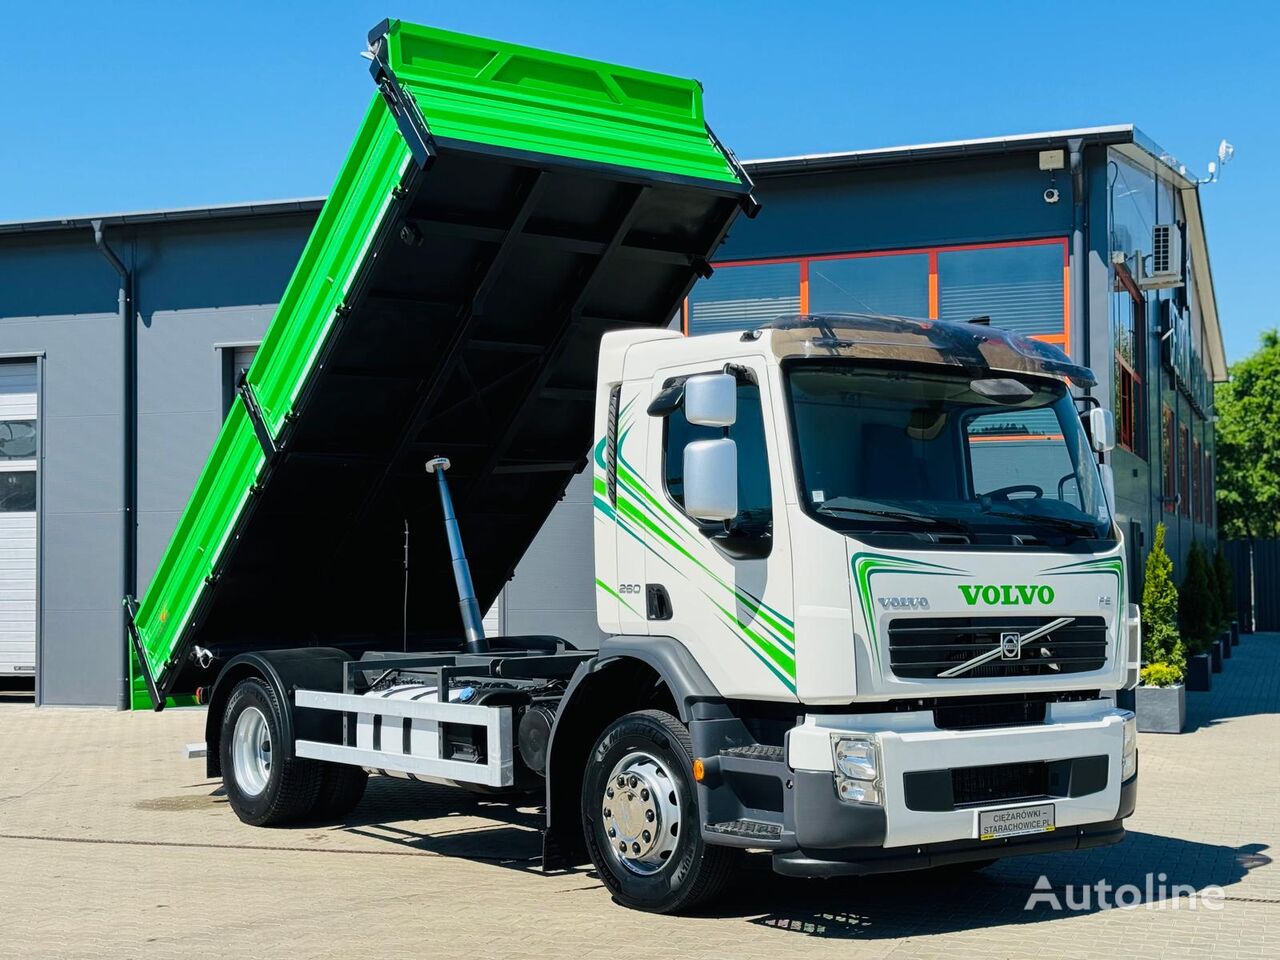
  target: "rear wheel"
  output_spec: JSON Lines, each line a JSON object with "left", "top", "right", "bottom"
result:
{"left": 220, "top": 677, "right": 323, "bottom": 826}
{"left": 581, "top": 709, "right": 738, "bottom": 913}
{"left": 312, "top": 764, "right": 369, "bottom": 821}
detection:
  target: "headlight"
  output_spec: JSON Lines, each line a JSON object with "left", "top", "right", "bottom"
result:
{"left": 1121, "top": 713, "right": 1138, "bottom": 781}
{"left": 832, "top": 735, "right": 882, "bottom": 806}
{"left": 834, "top": 737, "right": 878, "bottom": 781}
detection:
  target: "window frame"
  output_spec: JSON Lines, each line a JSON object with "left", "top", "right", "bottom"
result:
{"left": 658, "top": 368, "right": 774, "bottom": 556}
{"left": 1112, "top": 282, "right": 1147, "bottom": 459}
{"left": 686, "top": 236, "right": 1071, "bottom": 352}
{"left": 1179, "top": 423, "right": 1191, "bottom": 517}
{"left": 1192, "top": 438, "right": 1203, "bottom": 523}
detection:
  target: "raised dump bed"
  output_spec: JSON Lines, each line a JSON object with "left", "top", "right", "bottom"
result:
{"left": 128, "top": 19, "right": 755, "bottom": 707}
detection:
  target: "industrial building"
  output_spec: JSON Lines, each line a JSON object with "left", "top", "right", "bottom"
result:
{"left": 0, "top": 124, "right": 1225, "bottom": 707}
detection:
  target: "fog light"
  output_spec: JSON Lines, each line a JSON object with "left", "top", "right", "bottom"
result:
{"left": 1121, "top": 713, "right": 1138, "bottom": 781}
{"left": 833, "top": 736, "right": 879, "bottom": 781}
{"left": 835, "top": 777, "right": 881, "bottom": 805}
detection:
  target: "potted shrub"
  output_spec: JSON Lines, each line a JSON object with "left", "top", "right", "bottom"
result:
{"left": 1212, "top": 546, "right": 1239, "bottom": 647}
{"left": 1138, "top": 523, "right": 1188, "bottom": 730}
{"left": 1136, "top": 662, "right": 1185, "bottom": 733}
{"left": 1179, "top": 541, "right": 1216, "bottom": 684}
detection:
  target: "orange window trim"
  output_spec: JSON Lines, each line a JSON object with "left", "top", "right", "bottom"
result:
{"left": 928, "top": 250, "right": 939, "bottom": 320}
{"left": 687, "top": 237, "right": 1071, "bottom": 347}
{"left": 969, "top": 434, "right": 1065, "bottom": 443}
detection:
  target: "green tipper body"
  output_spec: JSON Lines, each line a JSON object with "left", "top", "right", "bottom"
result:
{"left": 129, "top": 21, "right": 752, "bottom": 708}
{"left": 384, "top": 21, "right": 739, "bottom": 183}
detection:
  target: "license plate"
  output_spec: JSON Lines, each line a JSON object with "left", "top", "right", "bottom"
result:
{"left": 978, "top": 803, "right": 1055, "bottom": 840}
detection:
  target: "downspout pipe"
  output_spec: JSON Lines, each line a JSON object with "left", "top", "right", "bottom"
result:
{"left": 1068, "top": 138, "right": 1088, "bottom": 396}
{"left": 93, "top": 220, "right": 136, "bottom": 710}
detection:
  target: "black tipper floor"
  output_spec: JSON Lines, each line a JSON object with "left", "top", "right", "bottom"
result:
{"left": 167, "top": 140, "right": 752, "bottom": 695}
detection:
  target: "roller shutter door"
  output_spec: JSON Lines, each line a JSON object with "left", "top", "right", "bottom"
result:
{"left": 0, "top": 362, "right": 37, "bottom": 676}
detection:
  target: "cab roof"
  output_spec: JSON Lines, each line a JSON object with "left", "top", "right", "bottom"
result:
{"left": 761, "top": 313, "right": 1096, "bottom": 387}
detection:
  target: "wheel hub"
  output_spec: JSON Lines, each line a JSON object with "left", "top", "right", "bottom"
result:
{"left": 231, "top": 705, "right": 272, "bottom": 797}
{"left": 601, "top": 751, "right": 681, "bottom": 875}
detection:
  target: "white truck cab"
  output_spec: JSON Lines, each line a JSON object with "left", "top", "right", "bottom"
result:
{"left": 579, "top": 314, "right": 1138, "bottom": 887}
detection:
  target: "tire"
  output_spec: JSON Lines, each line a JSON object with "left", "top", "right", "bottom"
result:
{"left": 581, "top": 709, "right": 738, "bottom": 913}
{"left": 219, "top": 676, "right": 324, "bottom": 827}
{"left": 312, "top": 764, "right": 369, "bottom": 822}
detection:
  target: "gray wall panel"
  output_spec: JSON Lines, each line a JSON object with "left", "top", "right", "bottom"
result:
{"left": 39, "top": 414, "right": 123, "bottom": 515}
{"left": 137, "top": 509, "right": 181, "bottom": 595}
{"left": 0, "top": 301, "right": 124, "bottom": 705}
{"left": 0, "top": 213, "right": 309, "bottom": 705}
{"left": 39, "top": 512, "right": 121, "bottom": 610}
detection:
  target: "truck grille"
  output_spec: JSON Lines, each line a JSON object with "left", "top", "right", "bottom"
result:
{"left": 888, "top": 616, "right": 1107, "bottom": 679}
{"left": 952, "top": 761, "right": 1049, "bottom": 808}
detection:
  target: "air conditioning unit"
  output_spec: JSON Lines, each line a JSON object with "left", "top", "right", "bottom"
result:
{"left": 1139, "top": 223, "right": 1184, "bottom": 289}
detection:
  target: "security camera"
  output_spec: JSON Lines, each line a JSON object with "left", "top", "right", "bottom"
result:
{"left": 1043, "top": 187, "right": 1060, "bottom": 204}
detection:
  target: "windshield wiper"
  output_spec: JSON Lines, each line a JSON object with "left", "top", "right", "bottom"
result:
{"left": 981, "top": 509, "right": 1101, "bottom": 536}
{"left": 816, "top": 504, "right": 968, "bottom": 533}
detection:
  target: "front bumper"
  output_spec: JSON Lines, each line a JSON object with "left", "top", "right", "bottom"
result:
{"left": 695, "top": 700, "right": 1136, "bottom": 878}
{"left": 788, "top": 700, "right": 1132, "bottom": 848}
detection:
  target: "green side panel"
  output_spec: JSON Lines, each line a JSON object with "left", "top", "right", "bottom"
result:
{"left": 384, "top": 20, "right": 738, "bottom": 183}
{"left": 131, "top": 101, "right": 409, "bottom": 685}
{"left": 132, "top": 403, "right": 265, "bottom": 686}
{"left": 252, "top": 100, "right": 412, "bottom": 436}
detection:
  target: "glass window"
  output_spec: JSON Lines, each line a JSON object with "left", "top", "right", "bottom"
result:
{"left": 0, "top": 471, "right": 36, "bottom": 512}
{"left": 1162, "top": 406, "right": 1176, "bottom": 513}
{"left": 664, "top": 380, "right": 771, "bottom": 535}
{"left": 937, "top": 244, "right": 1065, "bottom": 339}
{"left": 966, "top": 408, "right": 1079, "bottom": 504}
{"left": 808, "top": 254, "right": 929, "bottom": 317}
{"left": 1112, "top": 289, "right": 1146, "bottom": 459}
{"left": 687, "top": 262, "right": 800, "bottom": 335}
{"left": 787, "top": 362, "right": 1112, "bottom": 543}
{"left": 1192, "top": 439, "right": 1202, "bottom": 522}
{"left": 0, "top": 420, "right": 36, "bottom": 460}
{"left": 1179, "top": 424, "right": 1191, "bottom": 516}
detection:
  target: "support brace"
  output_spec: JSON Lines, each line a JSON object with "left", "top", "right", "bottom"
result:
{"left": 238, "top": 379, "right": 277, "bottom": 460}
{"left": 123, "top": 596, "right": 164, "bottom": 712}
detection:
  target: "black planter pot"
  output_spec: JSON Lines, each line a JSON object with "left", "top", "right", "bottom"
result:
{"left": 1210, "top": 642, "right": 1223, "bottom": 673}
{"left": 1220, "top": 632, "right": 1232, "bottom": 660}
{"left": 1231, "top": 620, "right": 1240, "bottom": 645}
{"left": 1186, "top": 653, "right": 1212, "bottom": 691}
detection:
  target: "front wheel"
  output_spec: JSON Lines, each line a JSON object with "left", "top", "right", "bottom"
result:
{"left": 581, "top": 709, "right": 738, "bottom": 913}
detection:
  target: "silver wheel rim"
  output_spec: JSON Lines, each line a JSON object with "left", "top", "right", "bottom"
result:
{"left": 231, "top": 706, "right": 272, "bottom": 797}
{"left": 600, "top": 750, "right": 682, "bottom": 876}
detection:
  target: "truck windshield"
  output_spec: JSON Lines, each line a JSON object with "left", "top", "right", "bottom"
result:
{"left": 786, "top": 362, "right": 1114, "bottom": 543}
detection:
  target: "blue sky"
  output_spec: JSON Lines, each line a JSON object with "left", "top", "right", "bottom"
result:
{"left": 2, "top": 1, "right": 1276, "bottom": 361}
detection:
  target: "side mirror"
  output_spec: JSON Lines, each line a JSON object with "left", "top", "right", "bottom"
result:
{"left": 1088, "top": 407, "right": 1115, "bottom": 453}
{"left": 684, "top": 373, "right": 736, "bottom": 427}
{"left": 683, "top": 438, "right": 738, "bottom": 521}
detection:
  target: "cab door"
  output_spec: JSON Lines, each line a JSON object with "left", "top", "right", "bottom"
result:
{"left": 638, "top": 358, "right": 796, "bottom": 700}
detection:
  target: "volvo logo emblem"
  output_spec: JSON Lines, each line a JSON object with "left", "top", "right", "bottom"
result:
{"left": 999, "top": 632, "right": 1022, "bottom": 660}
{"left": 877, "top": 596, "right": 929, "bottom": 610}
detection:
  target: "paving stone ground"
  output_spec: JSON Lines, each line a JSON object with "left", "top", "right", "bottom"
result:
{"left": 0, "top": 637, "right": 1277, "bottom": 959}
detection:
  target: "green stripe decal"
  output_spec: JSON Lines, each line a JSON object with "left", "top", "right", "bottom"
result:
{"left": 592, "top": 427, "right": 797, "bottom": 690}
{"left": 851, "top": 552, "right": 965, "bottom": 678}
{"left": 595, "top": 578, "right": 642, "bottom": 617}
